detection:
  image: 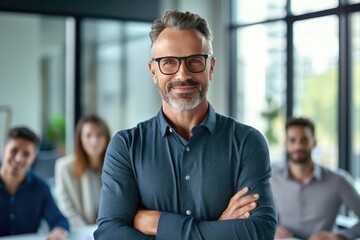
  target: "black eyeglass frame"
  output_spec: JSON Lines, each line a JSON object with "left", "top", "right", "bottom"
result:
{"left": 151, "top": 54, "right": 213, "bottom": 75}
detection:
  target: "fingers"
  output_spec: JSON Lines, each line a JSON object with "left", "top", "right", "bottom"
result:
{"left": 229, "top": 187, "right": 250, "bottom": 204}
{"left": 229, "top": 187, "right": 259, "bottom": 207}
{"left": 230, "top": 191, "right": 259, "bottom": 212}
{"left": 237, "top": 201, "right": 257, "bottom": 219}
{"left": 219, "top": 187, "right": 260, "bottom": 221}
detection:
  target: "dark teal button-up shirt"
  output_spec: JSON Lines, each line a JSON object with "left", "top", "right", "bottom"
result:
{"left": 0, "top": 172, "right": 69, "bottom": 236}
{"left": 95, "top": 104, "right": 277, "bottom": 240}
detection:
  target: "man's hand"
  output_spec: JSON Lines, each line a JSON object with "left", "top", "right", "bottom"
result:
{"left": 133, "top": 209, "right": 161, "bottom": 235}
{"left": 309, "top": 231, "right": 347, "bottom": 240}
{"left": 218, "top": 187, "right": 259, "bottom": 221}
{"left": 134, "top": 187, "right": 258, "bottom": 235}
{"left": 275, "top": 225, "right": 294, "bottom": 238}
{"left": 46, "top": 227, "right": 69, "bottom": 240}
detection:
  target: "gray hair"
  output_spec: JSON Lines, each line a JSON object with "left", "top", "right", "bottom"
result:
{"left": 149, "top": 10, "right": 213, "bottom": 49}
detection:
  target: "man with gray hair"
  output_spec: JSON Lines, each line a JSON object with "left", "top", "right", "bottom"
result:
{"left": 94, "top": 10, "right": 276, "bottom": 239}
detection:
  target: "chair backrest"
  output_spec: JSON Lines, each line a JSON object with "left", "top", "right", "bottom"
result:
{"left": 31, "top": 149, "right": 60, "bottom": 182}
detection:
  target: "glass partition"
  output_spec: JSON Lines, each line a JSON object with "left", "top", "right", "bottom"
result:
{"left": 233, "top": 0, "right": 286, "bottom": 24}
{"left": 236, "top": 21, "right": 286, "bottom": 168}
{"left": 0, "top": 12, "right": 68, "bottom": 154}
{"left": 0, "top": 12, "right": 68, "bottom": 183}
{"left": 351, "top": 13, "right": 360, "bottom": 191}
{"left": 293, "top": 16, "right": 339, "bottom": 169}
{"left": 81, "top": 19, "right": 159, "bottom": 134}
{"left": 291, "top": 0, "right": 338, "bottom": 15}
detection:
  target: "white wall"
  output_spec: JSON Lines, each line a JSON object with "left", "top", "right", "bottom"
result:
{"left": 0, "top": 13, "right": 42, "bottom": 136}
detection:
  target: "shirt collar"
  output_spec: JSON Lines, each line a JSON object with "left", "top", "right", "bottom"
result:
{"left": 312, "top": 162, "right": 322, "bottom": 180}
{"left": 283, "top": 161, "right": 322, "bottom": 181}
{"left": 0, "top": 170, "right": 33, "bottom": 192}
{"left": 157, "top": 102, "right": 217, "bottom": 137}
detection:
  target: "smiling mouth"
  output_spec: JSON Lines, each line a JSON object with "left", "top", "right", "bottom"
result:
{"left": 169, "top": 79, "right": 199, "bottom": 92}
{"left": 172, "top": 85, "right": 197, "bottom": 92}
{"left": 11, "top": 165, "right": 22, "bottom": 172}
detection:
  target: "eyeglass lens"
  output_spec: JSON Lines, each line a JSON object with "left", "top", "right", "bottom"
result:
{"left": 159, "top": 55, "right": 206, "bottom": 74}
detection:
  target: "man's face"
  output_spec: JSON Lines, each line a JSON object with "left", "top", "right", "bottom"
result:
{"left": 1, "top": 138, "right": 37, "bottom": 177}
{"left": 285, "top": 126, "right": 316, "bottom": 164}
{"left": 148, "top": 28, "right": 215, "bottom": 111}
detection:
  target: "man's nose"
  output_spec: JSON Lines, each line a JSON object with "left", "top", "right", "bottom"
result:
{"left": 176, "top": 60, "right": 192, "bottom": 79}
{"left": 295, "top": 141, "right": 305, "bottom": 149}
{"left": 14, "top": 153, "right": 24, "bottom": 163}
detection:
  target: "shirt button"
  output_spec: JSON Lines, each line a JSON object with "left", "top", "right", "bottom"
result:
{"left": 10, "top": 214, "right": 15, "bottom": 220}
{"left": 10, "top": 196, "right": 15, "bottom": 202}
{"left": 169, "top": 128, "right": 173, "bottom": 133}
{"left": 186, "top": 210, "right": 192, "bottom": 215}
{"left": 185, "top": 147, "right": 190, "bottom": 151}
{"left": 185, "top": 175, "right": 190, "bottom": 180}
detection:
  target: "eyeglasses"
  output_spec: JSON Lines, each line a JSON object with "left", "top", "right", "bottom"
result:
{"left": 151, "top": 54, "right": 212, "bottom": 75}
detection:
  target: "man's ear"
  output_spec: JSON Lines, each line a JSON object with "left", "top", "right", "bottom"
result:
{"left": 209, "top": 57, "right": 216, "bottom": 81}
{"left": 148, "top": 61, "right": 158, "bottom": 84}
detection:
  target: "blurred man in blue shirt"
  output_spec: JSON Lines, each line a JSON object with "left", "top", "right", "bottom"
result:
{"left": 94, "top": 10, "right": 277, "bottom": 240}
{"left": 0, "top": 126, "right": 69, "bottom": 239}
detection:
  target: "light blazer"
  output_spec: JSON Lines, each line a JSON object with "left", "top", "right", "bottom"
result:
{"left": 55, "top": 155, "right": 101, "bottom": 228}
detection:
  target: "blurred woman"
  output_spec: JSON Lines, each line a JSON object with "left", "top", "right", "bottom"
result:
{"left": 55, "top": 114, "right": 111, "bottom": 228}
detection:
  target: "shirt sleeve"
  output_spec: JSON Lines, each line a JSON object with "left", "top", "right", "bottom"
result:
{"left": 94, "top": 132, "right": 155, "bottom": 240}
{"left": 336, "top": 170, "right": 360, "bottom": 240}
{"left": 156, "top": 128, "right": 277, "bottom": 240}
{"left": 94, "top": 128, "right": 277, "bottom": 240}
{"left": 42, "top": 182, "right": 70, "bottom": 232}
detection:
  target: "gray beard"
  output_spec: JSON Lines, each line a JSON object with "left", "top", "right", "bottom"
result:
{"left": 161, "top": 92, "right": 203, "bottom": 110}
{"left": 158, "top": 81, "right": 208, "bottom": 111}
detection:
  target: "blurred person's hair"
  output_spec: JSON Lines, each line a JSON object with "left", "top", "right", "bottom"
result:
{"left": 5, "top": 126, "right": 40, "bottom": 149}
{"left": 286, "top": 117, "right": 315, "bottom": 136}
{"left": 73, "top": 114, "right": 111, "bottom": 178}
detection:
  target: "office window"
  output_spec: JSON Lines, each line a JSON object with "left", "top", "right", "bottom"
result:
{"left": 231, "top": 1, "right": 359, "bottom": 175}
{"left": 0, "top": 12, "right": 67, "bottom": 155}
{"left": 293, "top": 16, "right": 339, "bottom": 169}
{"left": 233, "top": 0, "right": 286, "bottom": 24}
{"left": 352, "top": 12, "right": 360, "bottom": 190}
{"left": 236, "top": 22, "right": 286, "bottom": 167}
{"left": 291, "top": 0, "right": 338, "bottom": 15}
{"left": 81, "top": 19, "right": 159, "bottom": 134}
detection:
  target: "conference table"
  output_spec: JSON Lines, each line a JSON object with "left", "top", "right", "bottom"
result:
{"left": 0, "top": 225, "right": 96, "bottom": 240}
{"left": 0, "top": 231, "right": 300, "bottom": 240}
{"left": 0, "top": 227, "right": 301, "bottom": 240}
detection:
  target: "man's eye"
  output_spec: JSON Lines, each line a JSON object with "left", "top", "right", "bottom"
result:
{"left": 10, "top": 148, "right": 18, "bottom": 154}
{"left": 188, "top": 58, "right": 202, "bottom": 64}
{"left": 161, "top": 58, "right": 177, "bottom": 65}
{"left": 23, "top": 151, "right": 30, "bottom": 158}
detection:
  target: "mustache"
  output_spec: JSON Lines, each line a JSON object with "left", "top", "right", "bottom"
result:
{"left": 168, "top": 79, "right": 199, "bottom": 88}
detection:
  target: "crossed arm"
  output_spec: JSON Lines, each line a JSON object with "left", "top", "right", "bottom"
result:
{"left": 95, "top": 165, "right": 276, "bottom": 240}
{"left": 94, "top": 130, "right": 277, "bottom": 239}
{"left": 133, "top": 187, "right": 259, "bottom": 235}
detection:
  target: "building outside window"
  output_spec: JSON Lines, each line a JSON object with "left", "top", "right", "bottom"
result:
{"left": 231, "top": 1, "right": 360, "bottom": 192}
